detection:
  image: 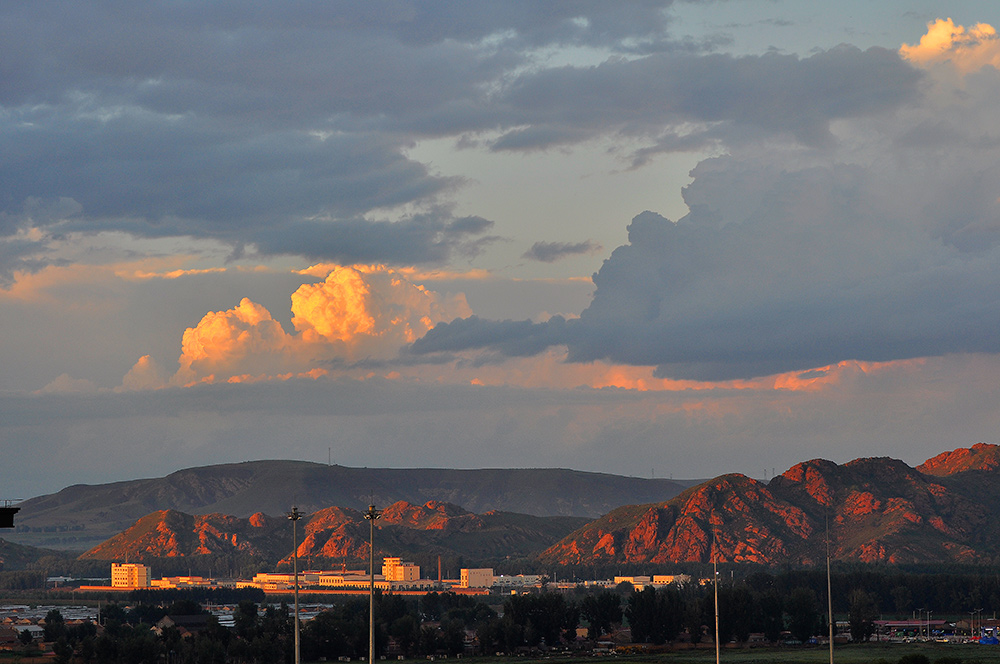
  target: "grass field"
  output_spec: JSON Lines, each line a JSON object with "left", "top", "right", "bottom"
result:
{"left": 1, "top": 643, "right": 996, "bottom": 664}
{"left": 422, "top": 644, "right": 999, "bottom": 664}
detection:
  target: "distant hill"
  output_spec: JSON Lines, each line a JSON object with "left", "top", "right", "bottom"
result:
{"left": 10, "top": 462, "right": 694, "bottom": 550}
{"left": 0, "top": 537, "right": 74, "bottom": 571}
{"left": 80, "top": 500, "right": 590, "bottom": 564}
{"left": 540, "top": 445, "right": 1000, "bottom": 566}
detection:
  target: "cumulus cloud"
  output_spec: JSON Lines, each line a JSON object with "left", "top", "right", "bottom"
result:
{"left": 290, "top": 264, "right": 472, "bottom": 359}
{"left": 168, "top": 265, "right": 472, "bottom": 386}
{"left": 410, "top": 20, "right": 1000, "bottom": 381}
{"left": 900, "top": 18, "right": 1000, "bottom": 73}
{"left": 36, "top": 373, "right": 98, "bottom": 394}
{"left": 120, "top": 355, "right": 167, "bottom": 392}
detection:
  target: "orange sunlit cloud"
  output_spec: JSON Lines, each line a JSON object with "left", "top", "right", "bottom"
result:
{"left": 290, "top": 264, "right": 472, "bottom": 360}
{"left": 369, "top": 349, "right": 919, "bottom": 394}
{"left": 122, "top": 267, "right": 228, "bottom": 280}
{"left": 174, "top": 297, "right": 294, "bottom": 386}
{"left": 901, "top": 19, "right": 1000, "bottom": 73}
{"left": 162, "top": 264, "right": 472, "bottom": 386}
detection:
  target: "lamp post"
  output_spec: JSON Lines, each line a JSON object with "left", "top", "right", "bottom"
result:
{"left": 711, "top": 522, "right": 719, "bottom": 664}
{"left": 287, "top": 507, "right": 304, "bottom": 664}
{"left": 826, "top": 515, "right": 833, "bottom": 664}
{"left": 365, "top": 503, "right": 382, "bottom": 664}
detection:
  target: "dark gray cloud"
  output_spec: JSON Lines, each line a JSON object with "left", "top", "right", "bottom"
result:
{"left": 252, "top": 213, "right": 496, "bottom": 265}
{"left": 522, "top": 240, "right": 601, "bottom": 262}
{"left": 411, "top": 315, "right": 570, "bottom": 357}
{"left": 491, "top": 45, "right": 921, "bottom": 152}
{"left": 0, "top": 1, "right": 925, "bottom": 275}
{"left": 410, "top": 114, "right": 1000, "bottom": 380}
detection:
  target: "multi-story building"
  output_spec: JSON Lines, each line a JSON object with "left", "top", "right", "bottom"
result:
{"left": 460, "top": 568, "right": 494, "bottom": 588}
{"left": 652, "top": 574, "right": 691, "bottom": 586}
{"left": 382, "top": 557, "right": 420, "bottom": 582}
{"left": 492, "top": 574, "right": 542, "bottom": 588}
{"left": 111, "top": 563, "right": 151, "bottom": 588}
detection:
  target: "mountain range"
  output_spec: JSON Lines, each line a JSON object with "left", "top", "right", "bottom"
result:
{"left": 79, "top": 500, "right": 589, "bottom": 565}
{"left": 541, "top": 443, "right": 1000, "bottom": 566}
{"left": 11, "top": 443, "right": 1000, "bottom": 568}
{"left": 8, "top": 462, "right": 695, "bottom": 550}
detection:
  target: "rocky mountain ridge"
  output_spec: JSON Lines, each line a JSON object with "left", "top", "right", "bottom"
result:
{"left": 80, "top": 500, "right": 590, "bottom": 564}
{"left": 541, "top": 444, "right": 1000, "bottom": 566}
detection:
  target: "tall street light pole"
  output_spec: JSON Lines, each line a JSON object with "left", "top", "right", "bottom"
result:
{"left": 711, "top": 519, "right": 719, "bottom": 664}
{"left": 287, "top": 507, "right": 304, "bottom": 664}
{"left": 827, "top": 515, "right": 833, "bottom": 664}
{"left": 365, "top": 503, "right": 382, "bottom": 664}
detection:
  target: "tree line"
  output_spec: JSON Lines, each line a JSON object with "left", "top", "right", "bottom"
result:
{"left": 14, "top": 582, "right": 892, "bottom": 664}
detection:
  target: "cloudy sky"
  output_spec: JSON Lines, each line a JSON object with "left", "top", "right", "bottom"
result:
{"left": 3, "top": 1, "right": 1000, "bottom": 500}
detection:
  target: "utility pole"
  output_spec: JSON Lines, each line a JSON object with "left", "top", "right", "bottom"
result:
{"left": 712, "top": 522, "right": 720, "bottom": 664}
{"left": 365, "top": 503, "right": 382, "bottom": 664}
{"left": 827, "top": 515, "right": 833, "bottom": 664}
{"left": 287, "top": 507, "right": 304, "bottom": 664}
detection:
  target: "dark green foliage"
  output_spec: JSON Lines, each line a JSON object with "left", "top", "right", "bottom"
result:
{"left": 580, "top": 590, "right": 622, "bottom": 639}
{"left": 43, "top": 608, "right": 67, "bottom": 642}
{"left": 626, "top": 586, "right": 685, "bottom": 644}
{"left": 935, "top": 657, "right": 963, "bottom": 664}
{"left": 848, "top": 588, "right": 879, "bottom": 642}
{"left": 899, "top": 654, "right": 931, "bottom": 664}
{"left": 504, "top": 592, "right": 576, "bottom": 646}
{"left": 0, "top": 570, "right": 45, "bottom": 588}
{"left": 785, "top": 587, "right": 820, "bottom": 642}
{"left": 753, "top": 588, "right": 784, "bottom": 643}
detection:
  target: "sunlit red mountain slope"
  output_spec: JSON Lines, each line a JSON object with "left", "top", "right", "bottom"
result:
{"left": 541, "top": 444, "right": 1000, "bottom": 566}
{"left": 80, "top": 500, "right": 588, "bottom": 563}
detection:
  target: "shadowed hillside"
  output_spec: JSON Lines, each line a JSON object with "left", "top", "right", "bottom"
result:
{"left": 9, "top": 462, "right": 693, "bottom": 550}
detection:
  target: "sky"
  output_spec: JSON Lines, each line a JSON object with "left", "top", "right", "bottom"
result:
{"left": 3, "top": 1, "right": 1000, "bottom": 501}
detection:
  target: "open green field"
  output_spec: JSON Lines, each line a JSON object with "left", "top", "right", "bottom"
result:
{"left": 406, "top": 645, "right": 1000, "bottom": 664}
{"left": 1, "top": 643, "right": 997, "bottom": 664}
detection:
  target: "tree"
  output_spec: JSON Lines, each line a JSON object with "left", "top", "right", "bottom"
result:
{"left": 626, "top": 587, "right": 657, "bottom": 643}
{"left": 753, "top": 589, "right": 784, "bottom": 643}
{"left": 43, "top": 609, "right": 67, "bottom": 642}
{"left": 580, "top": 591, "right": 621, "bottom": 640}
{"left": 719, "top": 584, "right": 754, "bottom": 643}
{"left": 785, "top": 587, "right": 819, "bottom": 643}
{"left": 891, "top": 585, "right": 913, "bottom": 615}
{"left": 390, "top": 614, "right": 419, "bottom": 657}
{"left": 848, "top": 589, "right": 879, "bottom": 642}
